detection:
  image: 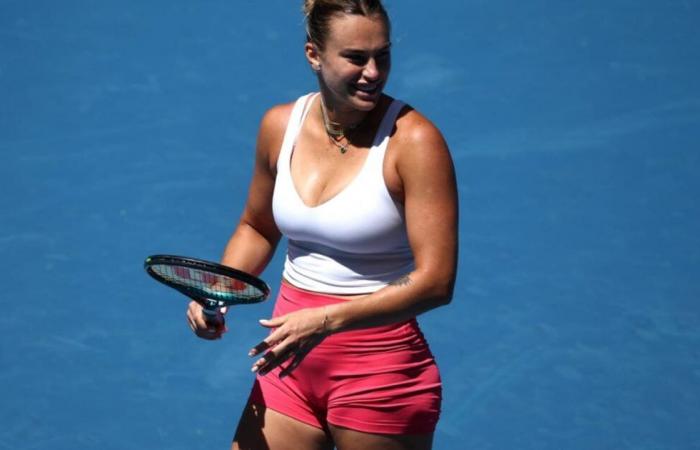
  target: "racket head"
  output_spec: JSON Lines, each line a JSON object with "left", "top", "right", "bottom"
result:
{"left": 144, "top": 255, "right": 270, "bottom": 309}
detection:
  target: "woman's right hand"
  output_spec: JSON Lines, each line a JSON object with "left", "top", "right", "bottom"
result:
{"left": 186, "top": 301, "right": 227, "bottom": 340}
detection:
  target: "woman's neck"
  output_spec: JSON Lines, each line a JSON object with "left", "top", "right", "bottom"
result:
{"left": 318, "top": 93, "right": 371, "bottom": 132}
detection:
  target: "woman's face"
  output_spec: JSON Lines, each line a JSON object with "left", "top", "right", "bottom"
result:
{"left": 310, "top": 13, "right": 391, "bottom": 112}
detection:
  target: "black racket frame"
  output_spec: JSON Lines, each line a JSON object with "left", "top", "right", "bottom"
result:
{"left": 144, "top": 254, "right": 270, "bottom": 310}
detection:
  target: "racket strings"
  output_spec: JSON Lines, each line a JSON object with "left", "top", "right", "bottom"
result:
{"left": 152, "top": 264, "right": 263, "bottom": 301}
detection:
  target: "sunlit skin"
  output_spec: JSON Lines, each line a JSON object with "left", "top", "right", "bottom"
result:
{"left": 185, "top": 9, "right": 458, "bottom": 450}
{"left": 306, "top": 14, "right": 392, "bottom": 126}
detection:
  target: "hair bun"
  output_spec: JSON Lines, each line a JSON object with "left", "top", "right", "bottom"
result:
{"left": 303, "top": 0, "right": 390, "bottom": 48}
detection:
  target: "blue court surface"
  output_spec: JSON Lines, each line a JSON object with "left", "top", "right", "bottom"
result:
{"left": 1, "top": 1, "right": 699, "bottom": 449}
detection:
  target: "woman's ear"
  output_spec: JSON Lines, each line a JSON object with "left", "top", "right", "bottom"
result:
{"left": 305, "top": 42, "right": 322, "bottom": 72}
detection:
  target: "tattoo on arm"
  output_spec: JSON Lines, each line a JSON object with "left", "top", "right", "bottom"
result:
{"left": 389, "top": 275, "right": 413, "bottom": 287}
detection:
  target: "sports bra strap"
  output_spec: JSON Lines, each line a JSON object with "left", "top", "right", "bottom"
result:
{"left": 278, "top": 93, "right": 317, "bottom": 172}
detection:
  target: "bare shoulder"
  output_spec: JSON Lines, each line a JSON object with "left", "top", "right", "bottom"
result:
{"left": 258, "top": 101, "right": 295, "bottom": 147}
{"left": 390, "top": 106, "right": 454, "bottom": 177}
{"left": 395, "top": 107, "right": 446, "bottom": 146}
{"left": 256, "top": 101, "right": 295, "bottom": 170}
{"left": 259, "top": 102, "right": 295, "bottom": 134}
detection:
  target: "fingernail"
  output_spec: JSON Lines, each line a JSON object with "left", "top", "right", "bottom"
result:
{"left": 251, "top": 365, "right": 258, "bottom": 373}
{"left": 248, "top": 350, "right": 255, "bottom": 357}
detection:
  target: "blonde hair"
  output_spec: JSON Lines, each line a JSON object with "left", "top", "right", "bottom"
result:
{"left": 302, "top": 0, "right": 390, "bottom": 50}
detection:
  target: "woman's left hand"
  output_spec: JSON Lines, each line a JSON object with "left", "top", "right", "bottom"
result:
{"left": 249, "top": 307, "right": 329, "bottom": 377}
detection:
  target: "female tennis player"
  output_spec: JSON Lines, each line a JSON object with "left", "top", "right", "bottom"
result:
{"left": 186, "top": 1, "right": 458, "bottom": 448}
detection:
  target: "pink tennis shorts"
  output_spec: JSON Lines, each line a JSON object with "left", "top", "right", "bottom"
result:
{"left": 248, "top": 282, "right": 442, "bottom": 435}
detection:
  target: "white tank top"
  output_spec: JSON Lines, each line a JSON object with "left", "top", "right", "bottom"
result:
{"left": 272, "top": 93, "right": 414, "bottom": 294}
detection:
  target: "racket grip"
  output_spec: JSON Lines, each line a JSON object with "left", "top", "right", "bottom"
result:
{"left": 202, "top": 306, "right": 218, "bottom": 317}
{"left": 202, "top": 306, "right": 223, "bottom": 327}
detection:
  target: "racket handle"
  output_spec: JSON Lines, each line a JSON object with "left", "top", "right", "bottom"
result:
{"left": 195, "top": 296, "right": 224, "bottom": 328}
{"left": 202, "top": 306, "right": 224, "bottom": 327}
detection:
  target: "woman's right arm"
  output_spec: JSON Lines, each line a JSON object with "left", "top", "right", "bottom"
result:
{"left": 186, "top": 103, "right": 293, "bottom": 339}
{"left": 220, "top": 103, "right": 292, "bottom": 274}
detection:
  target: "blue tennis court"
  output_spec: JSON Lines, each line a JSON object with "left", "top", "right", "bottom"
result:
{"left": 1, "top": 1, "right": 698, "bottom": 448}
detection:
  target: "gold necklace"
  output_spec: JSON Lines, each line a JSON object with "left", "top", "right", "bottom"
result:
{"left": 319, "top": 98, "right": 363, "bottom": 154}
{"left": 328, "top": 133, "right": 350, "bottom": 154}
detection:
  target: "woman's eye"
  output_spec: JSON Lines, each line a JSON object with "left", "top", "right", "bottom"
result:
{"left": 348, "top": 55, "right": 366, "bottom": 65}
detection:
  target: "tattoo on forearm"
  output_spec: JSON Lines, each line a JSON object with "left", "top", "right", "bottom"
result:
{"left": 389, "top": 275, "right": 412, "bottom": 287}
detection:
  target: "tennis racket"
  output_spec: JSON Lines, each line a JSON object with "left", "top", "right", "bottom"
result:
{"left": 144, "top": 255, "right": 270, "bottom": 319}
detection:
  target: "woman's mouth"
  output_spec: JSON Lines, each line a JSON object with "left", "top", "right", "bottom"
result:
{"left": 353, "top": 83, "right": 381, "bottom": 97}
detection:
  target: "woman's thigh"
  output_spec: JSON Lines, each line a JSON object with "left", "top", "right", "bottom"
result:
{"left": 231, "top": 402, "right": 333, "bottom": 450}
{"left": 329, "top": 425, "right": 433, "bottom": 450}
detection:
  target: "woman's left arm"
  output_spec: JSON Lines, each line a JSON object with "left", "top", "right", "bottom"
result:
{"left": 325, "top": 111, "right": 459, "bottom": 331}
{"left": 250, "top": 111, "right": 458, "bottom": 375}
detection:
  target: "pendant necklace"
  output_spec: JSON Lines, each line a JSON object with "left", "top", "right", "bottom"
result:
{"left": 320, "top": 98, "right": 363, "bottom": 154}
